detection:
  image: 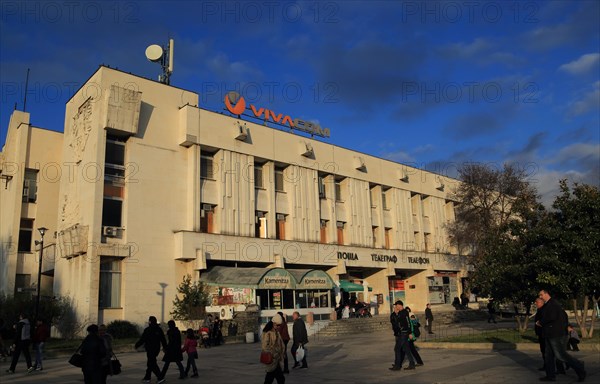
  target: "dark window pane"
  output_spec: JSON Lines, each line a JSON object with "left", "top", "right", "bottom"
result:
{"left": 102, "top": 199, "right": 122, "bottom": 227}
{"left": 105, "top": 141, "right": 125, "bottom": 165}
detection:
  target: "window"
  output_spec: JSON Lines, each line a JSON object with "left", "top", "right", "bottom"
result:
{"left": 382, "top": 191, "right": 388, "bottom": 210}
{"left": 256, "top": 212, "right": 268, "bottom": 238}
{"left": 318, "top": 177, "right": 326, "bottom": 199}
{"left": 336, "top": 221, "right": 345, "bottom": 245}
{"left": 18, "top": 219, "right": 34, "bottom": 252}
{"left": 320, "top": 220, "right": 328, "bottom": 244}
{"left": 276, "top": 214, "right": 286, "bottom": 240}
{"left": 385, "top": 228, "right": 391, "bottom": 249}
{"left": 102, "top": 199, "right": 122, "bottom": 227}
{"left": 335, "top": 181, "right": 342, "bottom": 202}
{"left": 275, "top": 168, "right": 285, "bottom": 192}
{"left": 14, "top": 274, "right": 31, "bottom": 297}
{"left": 372, "top": 226, "right": 378, "bottom": 248}
{"left": 200, "top": 204, "right": 215, "bottom": 233}
{"left": 99, "top": 257, "right": 122, "bottom": 308}
{"left": 200, "top": 152, "right": 215, "bottom": 179}
{"left": 103, "top": 136, "right": 125, "bottom": 228}
{"left": 254, "top": 165, "right": 263, "bottom": 188}
{"left": 22, "top": 169, "right": 38, "bottom": 203}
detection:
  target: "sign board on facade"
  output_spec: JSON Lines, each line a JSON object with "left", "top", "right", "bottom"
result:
{"left": 258, "top": 268, "right": 296, "bottom": 289}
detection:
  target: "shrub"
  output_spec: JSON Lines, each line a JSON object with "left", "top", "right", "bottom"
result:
{"left": 106, "top": 320, "right": 140, "bottom": 339}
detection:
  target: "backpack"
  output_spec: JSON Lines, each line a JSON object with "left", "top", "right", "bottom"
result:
{"left": 412, "top": 321, "right": 421, "bottom": 337}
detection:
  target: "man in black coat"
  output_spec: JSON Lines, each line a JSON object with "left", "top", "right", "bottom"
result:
{"left": 81, "top": 324, "right": 107, "bottom": 384}
{"left": 537, "top": 290, "right": 586, "bottom": 382}
{"left": 425, "top": 304, "right": 434, "bottom": 334}
{"left": 534, "top": 298, "right": 565, "bottom": 374}
{"left": 291, "top": 311, "right": 308, "bottom": 369}
{"left": 389, "top": 300, "right": 415, "bottom": 371}
{"left": 135, "top": 316, "right": 168, "bottom": 384}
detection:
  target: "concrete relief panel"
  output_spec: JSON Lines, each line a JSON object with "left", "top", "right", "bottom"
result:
{"left": 104, "top": 85, "right": 142, "bottom": 136}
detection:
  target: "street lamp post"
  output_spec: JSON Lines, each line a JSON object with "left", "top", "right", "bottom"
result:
{"left": 34, "top": 227, "right": 48, "bottom": 322}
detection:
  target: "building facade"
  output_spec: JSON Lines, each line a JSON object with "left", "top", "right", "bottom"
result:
{"left": 0, "top": 111, "right": 63, "bottom": 300}
{"left": 1, "top": 66, "right": 468, "bottom": 328}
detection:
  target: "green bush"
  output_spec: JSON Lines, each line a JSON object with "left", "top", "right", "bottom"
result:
{"left": 106, "top": 320, "right": 140, "bottom": 339}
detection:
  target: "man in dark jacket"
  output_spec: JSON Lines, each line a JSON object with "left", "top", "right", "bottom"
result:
{"left": 534, "top": 298, "right": 565, "bottom": 374}
{"left": 425, "top": 304, "right": 434, "bottom": 334}
{"left": 81, "top": 324, "right": 107, "bottom": 384}
{"left": 135, "top": 316, "right": 168, "bottom": 384}
{"left": 537, "top": 290, "right": 586, "bottom": 382}
{"left": 160, "top": 320, "right": 185, "bottom": 379}
{"left": 291, "top": 311, "right": 308, "bottom": 369}
{"left": 6, "top": 313, "right": 33, "bottom": 374}
{"left": 389, "top": 300, "right": 415, "bottom": 371}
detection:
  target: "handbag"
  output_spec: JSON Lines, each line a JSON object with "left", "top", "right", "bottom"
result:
{"left": 68, "top": 342, "right": 84, "bottom": 368}
{"left": 110, "top": 353, "right": 122, "bottom": 375}
{"left": 260, "top": 351, "right": 273, "bottom": 364}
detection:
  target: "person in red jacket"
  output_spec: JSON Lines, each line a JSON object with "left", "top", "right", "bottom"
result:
{"left": 32, "top": 318, "right": 50, "bottom": 371}
{"left": 181, "top": 329, "right": 198, "bottom": 378}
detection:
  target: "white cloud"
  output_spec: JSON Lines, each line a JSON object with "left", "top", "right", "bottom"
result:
{"left": 568, "top": 81, "right": 600, "bottom": 117}
{"left": 559, "top": 53, "right": 600, "bottom": 75}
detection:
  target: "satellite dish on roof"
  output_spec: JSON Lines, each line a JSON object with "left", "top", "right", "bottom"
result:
{"left": 145, "top": 44, "right": 163, "bottom": 62}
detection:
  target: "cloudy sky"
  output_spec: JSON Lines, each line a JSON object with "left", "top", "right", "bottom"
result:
{"left": 1, "top": 0, "right": 598, "bottom": 204}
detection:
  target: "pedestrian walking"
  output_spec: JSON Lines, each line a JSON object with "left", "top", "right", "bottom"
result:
{"left": 261, "top": 317, "right": 286, "bottom": 384}
{"left": 0, "top": 318, "right": 8, "bottom": 362}
{"left": 408, "top": 314, "right": 424, "bottom": 366}
{"left": 276, "top": 312, "right": 291, "bottom": 374}
{"left": 487, "top": 299, "right": 497, "bottom": 323}
{"left": 32, "top": 318, "right": 50, "bottom": 370}
{"left": 533, "top": 298, "right": 565, "bottom": 374}
{"left": 98, "top": 324, "right": 113, "bottom": 383}
{"left": 182, "top": 328, "right": 199, "bottom": 378}
{"left": 80, "top": 324, "right": 107, "bottom": 384}
{"left": 425, "top": 303, "right": 434, "bottom": 334}
{"left": 135, "top": 316, "right": 167, "bottom": 384}
{"left": 212, "top": 316, "right": 223, "bottom": 346}
{"left": 161, "top": 320, "right": 185, "bottom": 379}
{"left": 6, "top": 313, "right": 33, "bottom": 374}
{"left": 291, "top": 311, "right": 308, "bottom": 369}
{"left": 537, "top": 289, "right": 586, "bottom": 382}
{"left": 389, "top": 300, "right": 416, "bottom": 371}
{"left": 567, "top": 324, "right": 580, "bottom": 351}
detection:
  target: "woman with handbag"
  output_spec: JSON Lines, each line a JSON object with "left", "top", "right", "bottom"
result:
{"left": 261, "top": 317, "right": 285, "bottom": 384}
{"left": 80, "top": 324, "right": 107, "bottom": 384}
{"left": 181, "top": 328, "right": 199, "bottom": 378}
{"left": 98, "top": 324, "right": 114, "bottom": 383}
{"left": 276, "top": 312, "right": 290, "bottom": 374}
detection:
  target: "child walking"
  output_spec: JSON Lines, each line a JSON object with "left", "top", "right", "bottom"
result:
{"left": 182, "top": 329, "right": 199, "bottom": 378}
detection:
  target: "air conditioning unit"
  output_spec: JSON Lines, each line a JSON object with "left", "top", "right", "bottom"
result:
{"left": 336, "top": 221, "right": 345, "bottom": 228}
{"left": 205, "top": 305, "right": 235, "bottom": 320}
{"left": 276, "top": 214, "right": 286, "bottom": 221}
{"left": 202, "top": 204, "right": 213, "bottom": 211}
{"left": 103, "top": 226, "right": 119, "bottom": 237}
{"left": 235, "top": 121, "right": 248, "bottom": 141}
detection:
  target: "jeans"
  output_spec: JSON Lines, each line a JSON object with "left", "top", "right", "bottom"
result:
{"left": 264, "top": 364, "right": 285, "bottom": 384}
{"left": 185, "top": 354, "right": 197, "bottom": 375}
{"left": 408, "top": 341, "right": 423, "bottom": 365}
{"left": 394, "top": 333, "right": 415, "bottom": 367}
{"left": 544, "top": 336, "right": 585, "bottom": 379}
{"left": 9, "top": 339, "right": 32, "bottom": 371}
{"left": 143, "top": 353, "right": 162, "bottom": 380}
{"left": 34, "top": 342, "right": 44, "bottom": 368}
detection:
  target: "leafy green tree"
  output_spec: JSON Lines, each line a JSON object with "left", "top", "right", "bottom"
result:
{"left": 535, "top": 181, "right": 600, "bottom": 338}
{"left": 170, "top": 274, "right": 210, "bottom": 320}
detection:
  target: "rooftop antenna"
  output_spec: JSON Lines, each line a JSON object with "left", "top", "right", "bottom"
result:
{"left": 23, "top": 68, "right": 30, "bottom": 111}
{"left": 145, "top": 39, "right": 174, "bottom": 84}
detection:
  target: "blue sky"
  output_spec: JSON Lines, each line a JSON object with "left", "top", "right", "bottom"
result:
{"left": 1, "top": 0, "right": 599, "bottom": 204}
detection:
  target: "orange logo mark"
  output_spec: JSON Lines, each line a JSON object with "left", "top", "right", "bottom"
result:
{"left": 224, "top": 92, "right": 246, "bottom": 115}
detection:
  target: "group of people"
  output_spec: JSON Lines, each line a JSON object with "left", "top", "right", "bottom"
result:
{"left": 4, "top": 313, "right": 50, "bottom": 374}
{"left": 535, "top": 289, "right": 587, "bottom": 382}
{"left": 200, "top": 314, "right": 224, "bottom": 347}
{"left": 134, "top": 316, "right": 201, "bottom": 383}
{"left": 388, "top": 300, "right": 433, "bottom": 372}
{"left": 260, "top": 311, "right": 309, "bottom": 384}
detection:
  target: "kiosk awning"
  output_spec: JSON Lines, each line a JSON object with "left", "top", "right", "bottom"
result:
{"left": 201, "top": 266, "right": 336, "bottom": 290}
{"left": 339, "top": 280, "right": 372, "bottom": 292}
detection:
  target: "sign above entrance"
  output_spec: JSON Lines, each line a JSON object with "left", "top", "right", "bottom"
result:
{"left": 258, "top": 268, "right": 296, "bottom": 289}
{"left": 224, "top": 91, "right": 331, "bottom": 138}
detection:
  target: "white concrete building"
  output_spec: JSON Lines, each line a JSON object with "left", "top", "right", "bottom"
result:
{"left": 1, "top": 66, "right": 468, "bottom": 327}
